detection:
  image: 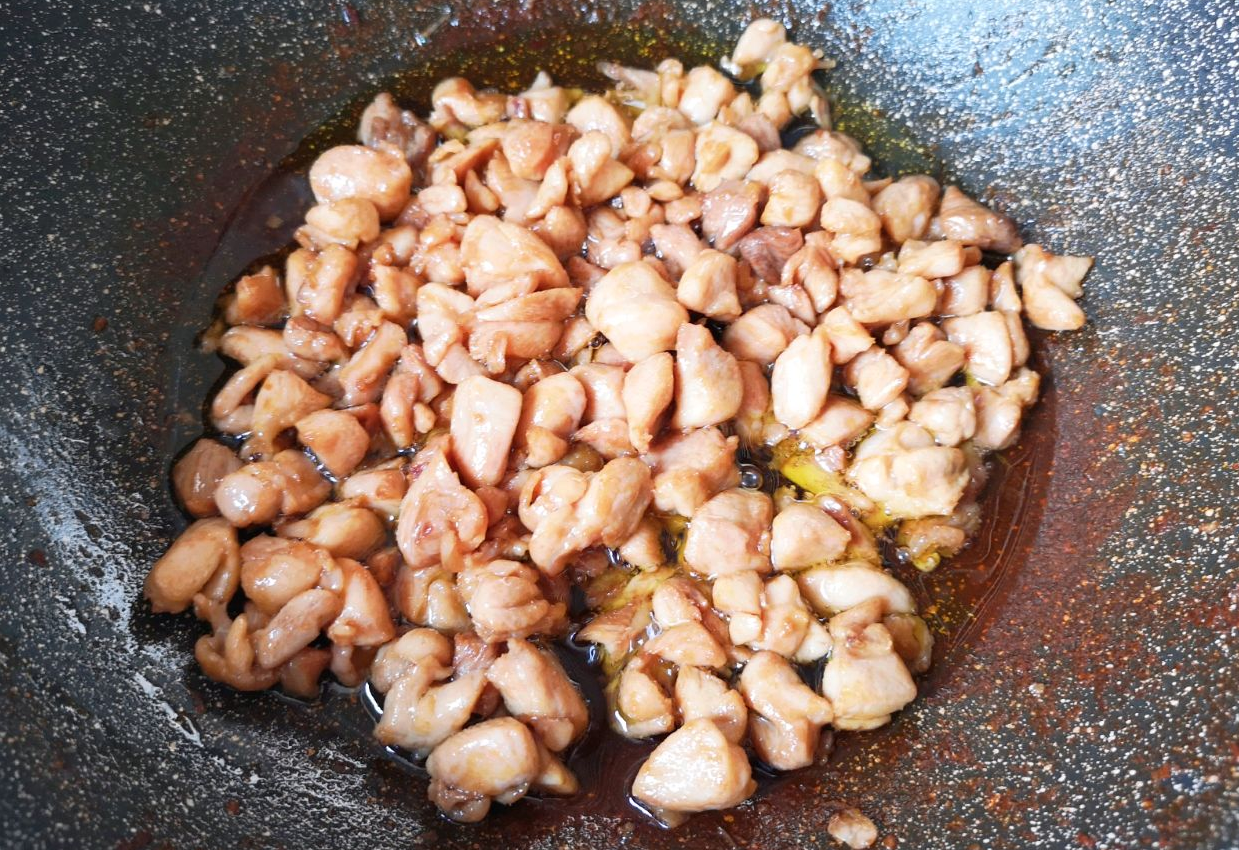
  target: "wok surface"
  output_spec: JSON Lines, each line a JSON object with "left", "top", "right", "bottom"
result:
{"left": 1, "top": 0, "right": 1237, "bottom": 847}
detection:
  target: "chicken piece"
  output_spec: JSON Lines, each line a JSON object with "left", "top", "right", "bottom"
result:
{"left": 672, "top": 323, "right": 744, "bottom": 429}
{"left": 799, "top": 394, "right": 874, "bottom": 450}
{"left": 716, "top": 573, "right": 830, "bottom": 661}
{"left": 762, "top": 169, "right": 823, "bottom": 228}
{"left": 395, "top": 435, "right": 488, "bottom": 570}
{"left": 771, "top": 503, "right": 850, "bottom": 570}
{"left": 871, "top": 175, "right": 939, "bottom": 244}
{"left": 843, "top": 347, "right": 909, "bottom": 411}
{"left": 781, "top": 239, "right": 838, "bottom": 313}
{"left": 793, "top": 130, "right": 870, "bottom": 174}
{"left": 891, "top": 322, "right": 966, "bottom": 396}
{"left": 584, "top": 262, "right": 688, "bottom": 362}
{"left": 1000, "top": 366, "right": 1042, "bottom": 408}
{"left": 517, "top": 464, "right": 590, "bottom": 532}
{"left": 674, "top": 667, "right": 748, "bottom": 744}
{"left": 739, "top": 651, "right": 833, "bottom": 770}
{"left": 646, "top": 224, "right": 701, "bottom": 281}
{"left": 1014, "top": 243, "right": 1092, "bottom": 331}
{"left": 728, "top": 18, "right": 787, "bottom": 69}
{"left": 771, "top": 329, "right": 832, "bottom": 429}
{"left": 243, "top": 369, "right": 332, "bottom": 460}
{"left": 291, "top": 244, "right": 360, "bottom": 325}
{"left": 942, "top": 311, "right": 1014, "bottom": 386}
{"left": 797, "top": 561, "right": 916, "bottom": 616}
{"left": 457, "top": 559, "right": 566, "bottom": 641}
{"left": 676, "top": 249, "right": 742, "bottom": 321}
{"left": 211, "top": 462, "right": 282, "bottom": 528}
{"left": 500, "top": 119, "right": 573, "bottom": 181}
{"left": 450, "top": 375, "right": 523, "bottom": 488}
{"left": 338, "top": 320, "right": 406, "bottom": 406}
{"left": 172, "top": 439, "right": 242, "bottom": 518}
{"left": 819, "top": 197, "right": 883, "bottom": 263}
{"left": 358, "top": 92, "right": 436, "bottom": 172}
{"left": 283, "top": 316, "right": 348, "bottom": 364}
{"left": 700, "top": 179, "right": 763, "bottom": 252}
{"left": 458, "top": 215, "right": 569, "bottom": 296}
{"left": 987, "top": 260, "right": 1022, "bottom": 313}
{"left": 294, "top": 408, "right": 370, "bottom": 479}
{"left": 218, "top": 326, "right": 322, "bottom": 380}
{"left": 631, "top": 719, "right": 756, "bottom": 816}
{"left": 239, "top": 536, "right": 332, "bottom": 616}
{"left": 884, "top": 611, "right": 935, "bottom": 674}
{"left": 734, "top": 360, "right": 771, "bottom": 446}
{"left": 643, "top": 621, "right": 728, "bottom": 669}
{"left": 486, "top": 639, "right": 588, "bottom": 751}
{"left": 145, "top": 519, "right": 240, "bottom": 615}
{"left": 840, "top": 268, "right": 937, "bottom": 325}
{"left": 938, "top": 265, "right": 990, "bottom": 317}
{"left": 276, "top": 497, "right": 386, "bottom": 558}
{"left": 193, "top": 615, "right": 280, "bottom": 692}
{"left": 252, "top": 588, "right": 342, "bottom": 669}
{"left": 512, "top": 71, "right": 571, "bottom": 124}
{"left": 567, "top": 363, "right": 626, "bottom": 424}
{"left": 722, "top": 303, "right": 807, "bottom": 366}
{"left": 908, "top": 387, "right": 976, "bottom": 447}
{"left": 426, "top": 717, "right": 543, "bottom": 823}
{"left": 309, "top": 143, "right": 413, "bottom": 221}
{"left": 644, "top": 427, "right": 741, "bottom": 517}
{"left": 692, "top": 122, "right": 760, "bottom": 193}
{"left": 738, "top": 226, "right": 804, "bottom": 284}
{"left": 325, "top": 557, "right": 395, "bottom": 647}
{"left": 847, "top": 422, "right": 969, "bottom": 519}
{"left": 623, "top": 353, "right": 674, "bottom": 453}
{"left": 516, "top": 372, "right": 586, "bottom": 466}
{"left": 393, "top": 564, "right": 471, "bottom": 633}
{"left": 829, "top": 809, "right": 879, "bottom": 850}
{"left": 618, "top": 516, "right": 666, "bottom": 570}
{"left": 614, "top": 654, "right": 676, "bottom": 738}
{"left": 813, "top": 157, "right": 869, "bottom": 206}
{"left": 821, "top": 599, "right": 918, "bottom": 730}
{"left": 678, "top": 65, "right": 737, "bottom": 124}
{"left": 935, "top": 185, "right": 1022, "bottom": 253}
{"left": 379, "top": 659, "right": 487, "bottom": 756}
{"left": 224, "top": 266, "right": 286, "bottom": 327}
{"left": 565, "top": 94, "right": 631, "bottom": 154}
{"left": 971, "top": 385, "right": 1024, "bottom": 451}
{"left": 895, "top": 239, "right": 964, "bottom": 281}
{"left": 429, "top": 77, "right": 506, "bottom": 131}
{"left": 683, "top": 488, "right": 773, "bottom": 578}
{"left": 817, "top": 306, "right": 873, "bottom": 365}
{"left": 530, "top": 458, "right": 652, "bottom": 573}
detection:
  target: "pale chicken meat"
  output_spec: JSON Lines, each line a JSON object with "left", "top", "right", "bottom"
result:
{"left": 450, "top": 375, "right": 523, "bottom": 488}
{"left": 457, "top": 560, "right": 567, "bottom": 641}
{"left": 584, "top": 261, "right": 688, "bottom": 362}
{"left": 426, "top": 717, "right": 545, "bottom": 822}
{"left": 683, "top": 488, "right": 773, "bottom": 578}
{"left": 847, "top": 423, "right": 970, "bottom": 519}
{"left": 396, "top": 435, "right": 488, "bottom": 570}
{"left": 797, "top": 562, "right": 917, "bottom": 616}
{"left": 700, "top": 179, "right": 762, "bottom": 251}
{"left": 614, "top": 654, "right": 676, "bottom": 738}
{"left": 770, "top": 503, "right": 850, "bottom": 570}
{"left": 172, "top": 439, "right": 242, "bottom": 518}
{"left": 722, "top": 303, "right": 807, "bottom": 366}
{"left": 676, "top": 249, "right": 742, "bottom": 320}
{"left": 799, "top": 394, "right": 875, "bottom": 450}
{"left": 871, "top": 175, "right": 939, "bottom": 243}
{"left": 942, "top": 311, "right": 1015, "bottom": 386}
{"left": 739, "top": 651, "right": 834, "bottom": 770}
{"left": 771, "top": 328, "right": 832, "bottom": 429}
{"left": 671, "top": 322, "right": 743, "bottom": 429}
{"left": 486, "top": 639, "right": 588, "bottom": 751}
{"left": 644, "top": 427, "right": 741, "bottom": 517}
{"left": 631, "top": 720, "right": 756, "bottom": 816}
{"left": 674, "top": 666, "right": 748, "bottom": 744}
{"left": 909, "top": 387, "right": 976, "bottom": 447}
{"left": 623, "top": 352, "right": 674, "bottom": 453}
{"left": 821, "top": 599, "right": 918, "bottom": 730}
{"left": 1015, "top": 243, "right": 1091, "bottom": 331}
{"left": 891, "top": 322, "right": 966, "bottom": 395}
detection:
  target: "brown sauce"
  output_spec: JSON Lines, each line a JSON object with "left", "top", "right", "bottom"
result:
{"left": 179, "top": 19, "right": 1056, "bottom": 830}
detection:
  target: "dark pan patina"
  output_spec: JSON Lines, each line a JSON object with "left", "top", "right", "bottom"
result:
{"left": 1, "top": 0, "right": 1237, "bottom": 847}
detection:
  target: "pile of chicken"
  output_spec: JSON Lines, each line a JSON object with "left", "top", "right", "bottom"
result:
{"left": 144, "top": 19, "right": 1091, "bottom": 832}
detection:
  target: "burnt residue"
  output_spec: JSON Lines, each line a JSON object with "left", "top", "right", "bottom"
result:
{"left": 0, "top": 1, "right": 1237, "bottom": 849}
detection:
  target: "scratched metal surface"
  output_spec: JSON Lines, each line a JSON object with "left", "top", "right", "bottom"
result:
{"left": 0, "top": 0, "right": 1236, "bottom": 848}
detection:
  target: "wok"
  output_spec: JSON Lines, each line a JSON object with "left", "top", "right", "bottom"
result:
{"left": 1, "top": 0, "right": 1236, "bottom": 847}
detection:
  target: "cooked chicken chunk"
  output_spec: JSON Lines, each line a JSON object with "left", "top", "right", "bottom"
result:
{"left": 644, "top": 426, "right": 741, "bottom": 517}
{"left": 847, "top": 423, "right": 970, "bottom": 519}
{"left": 723, "top": 303, "right": 807, "bottom": 366}
{"left": 797, "top": 561, "right": 916, "bottom": 616}
{"left": 145, "top": 519, "right": 240, "bottom": 615}
{"left": 450, "top": 375, "right": 523, "bottom": 488}
{"left": 908, "top": 387, "right": 976, "bottom": 447}
{"left": 1014, "top": 243, "right": 1092, "bottom": 331}
{"left": 799, "top": 394, "right": 874, "bottom": 449}
{"left": 739, "top": 651, "right": 833, "bottom": 770}
{"left": 631, "top": 719, "right": 756, "bottom": 815}
{"left": 935, "top": 185, "right": 1021, "bottom": 253}
{"left": 623, "top": 353, "right": 674, "bottom": 453}
{"left": 942, "top": 311, "right": 1015, "bottom": 386}
{"left": 309, "top": 144, "right": 413, "bottom": 221}
{"left": 821, "top": 599, "right": 918, "bottom": 730}
{"left": 770, "top": 503, "right": 850, "bottom": 570}
{"left": 683, "top": 488, "right": 773, "bottom": 577}
{"left": 672, "top": 323, "right": 743, "bottom": 429}
{"left": 771, "top": 328, "right": 832, "bottom": 429}
{"left": 584, "top": 261, "right": 689, "bottom": 362}
{"left": 426, "top": 717, "right": 544, "bottom": 822}
{"left": 676, "top": 249, "right": 742, "bottom": 321}
{"left": 396, "top": 435, "right": 488, "bottom": 570}
{"left": 172, "top": 439, "right": 242, "bottom": 518}
{"left": 486, "top": 639, "right": 588, "bottom": 751}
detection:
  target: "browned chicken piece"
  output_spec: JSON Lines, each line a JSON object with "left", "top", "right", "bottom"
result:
{"left": 144, "top": 519, "right": 240, "bottom": 615}
{"left": 486, "top": 639, "right": 588, "bottom": 751}
{"left": 631, "top": 719, "right": 756, "bottom": 817}
{"left": 819, "top": 198, "right": 883, "bottom": 263}
{"left": 309, "top": 144, "right": 412, "bottom": 221}
{"left": 294, "top": 409, "right": 370, "bottom": 479}
{"left": 193, "top": 615, "right": 280, "bottom": 692}
{"left": 829, "top": 809, "right": 879, "bottom": 850}
{"left": 890, "top": 322, "right": 966, "bottom": 396}
{"left": 799, "top": 394, "right": 874, "bottom": 450}
{"left": 516, "top": 372, "right": 587, "bottom": 466}
{"left": 771, "top": 503, "right": 850, "bottom": 570}
{"left": 674, "top": 666, "right": 748, "bottom": 744}
{"left": 942, "top": 311, "right": 1015, "bottom": 386}
{"left": 224, "top": 266, "right": 286, "bottom": 327}
{"left": 374, "top": 634, "right": 486, "bottom": 755}
{"left": 172, "top": 439, "right": 242, "bottom": 518}
{"left": 821, "top": 598, "right": 918, "bottom": 730}
{"left": 1014, "top": 243, "right": 1092, "bottom": 331}
{"left": 989, "top": 259, "right": 1022, "bottom": 312}
{"left": 219, "top": 325, "right": 323, "bottom": 380}
{"left": 738, "top": 226, "right": 804, "bottom": 285}
{"left": 908, "top": 387, "right": 976, "bottom": 447}
{"left": 450, "top": 375, "right": 524, "bottom": 488}
{"left": 841, "top": 268, "right": 937, "bottom": 325}
{"left": 291, "top": 244, "right": 360, "bottom": 325}
{"left": 722, "top": 303, "right": 807, "bottom": 366}
{"left": 897, "top": 238, "right": 965, "bottom": 279}
{"left": 277, "top": 501, "right": 386, "bottom": 561}
{"left": 500, "top": 119, "right": 574, "bottom": 181}
{"left": 935, "top": 185, "right": 1022, "bottom": 253}
{"left": 782, "top": 238, "right": 839, "bottom": 313}
{"left": 649, "top": 222, "right": 705, "bottom": 279}
{"left": 814, "top": 157, "right": 869, "bottom": 206}
{"left": 458, "top": 215, "right": 569, "bottom": 296}
{"left": 613, "top": 654, "right": 676, "bottom": 738}
{"left": 242, "top": 369, "right": 332, "bottom": 461}
{"left": 457, "top": 559, "right": 567, "bottom": 642}
{"left": 797, "top": 561, "right": 916, "bottom": 617}
{"left": 393, "top": 564, "right": 471, "bottom": 633}
{"left": 739, "top": 651, "right": 834, "bottom": 770}
{"left": 871, "top": 175, "right": 940, "bottom": 244}
{"left": 430, "top": 77, "right": 507, "bottom": 131}
{"left": 714, "top": 573, "right": 830, "bottom": 661}
{"left": 283, "top": 316, "right": 348, "bottom": 363}
{"left": 847, "top": 422, "right": 969, "bottom": 519}
{"left": 970, "top": 385, "right": 1025, "bottom": 451}
{"left": 517, "top": 464, "right": 590, "bottom": 533}
{"left": 252, "top": 587, "right": 342, "bottom": 669}
{"left": 338, "top": 320, "right": 406, "bottom": 405}
{"left": 700, "top": 179, "right": 762, "bottom": 251}
{"left": 676, "top": 249, "right": 742, "bottom": 321}
{"left": 672, "top": 323, "right": 743, "bottom": 429}
{"left": 643, "top": 426, "right": 741, "bottom": 517}
{"left": 643, "top": 621, "right": 728, "bottom": 669}
{"left": 239, "top": 535, "right": 333, "bottom": 616}
{"left": 273, "top": 448, "right": 334, "bottom": 515}
{"left": 817, "top": 305, "right": 874, "bottom": 365}
{"left": 396, "top": 435, "right": 488, "bottom": 570}
{"left": 324, "top": 557, "right": 395, "bottom": 647}
{"left": 683, "top": 488, "right": 773, "bottom": 578}
{"left": 771, "top": 328, "right": 832, "bottom": 429}
{"left": 938, "top": 265, "right": 990, "bottom": 317}
{"left": 213, "top": 461, "right": 290, "bottom": 528}
{"left": 426, "top": 717, "right": 544, "bottom": 822}
{"left": 584, "top": 261, "right": 688, "bottom": 362}
{"left": 623, "top": 353, "right": 674, "bottom": 454}
{"left": 358, "top": 92, "right": 437, "bottom": 174}
{"left": 843, "top": 347, "right": 909, "bottom": 411}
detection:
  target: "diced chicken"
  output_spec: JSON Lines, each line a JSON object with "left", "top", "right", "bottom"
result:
{"left": 692, "top": 122, "right": 760, "bottom": 193}
{"left": 649, "top": 223, "right": 705, "bottom": 279}
{"left": 971, "top": 385, "right": 1024, "bottom": 451}
{"left": 771, "top": 503, "right": 850, "bottom": 570}
{"left": 458, "top": 215, "right": 569, "bottom": 296}
{"left": 172, "top": 439, "right": 242, "bottom": 518}
{"left": 145, "top": 519, "right": 240, "bottom": 615}
{"left": 644, "top": 426, "right": 741, "bottom": 516}
{"left": 908, "top": 387, "right": 976, "bottom": 447}
{"left": 278, "top": 501, "right": 386, "bottom": 560}
{"left": 1014, "top": 244, "right": 1092, "bottom": 331}
{"left": 295, "top": 409, "right": 370, "bottom": 478}
{"left": 989, "top": 260, "right": 1022, "bottom": 312}
{"left": 224, "top": 266, "right": 286, "bottom": 327}
{"left": 614, "top": 654, "right": 676, "bottom": 738}
{"left": 324, "top": 557, "right": 395, "bottom": 646}
{"left": 942, "top": 311, "right": 1015, "bottom": 386}
{"left": 799, "top": 394, "right": 874, "bottom": 450}
{"left": 782, "top": 240, "right": 838, "bottom": 313}
{"left": 739, "top": 651, "right": 833, "bottom": 770}
{"left": 890, "top": 322, "right": 966, "bottom": 395}
{"left": 393, "top": 564, "right": 471, "bottom": 633}
{"left": 771, "top": 329, "right": 832, "bottom": 429}
{"left": 797, "top": 562, "right": 916, "bottom": 616}
{"left": 734, "top": 359, "right": 771, "bottom": 446}
{"left": 683, "top": 488, "right": 773, "bottom": 578}
{"left": 884, "top": 611, "right": 935, "bottom": 674}
{"left": 457, "top": 559, "right": 567, "bottom": 641}
{"left": 426, "top": 717, "right": 542, "bottom": 822}
{"left": 841, "top": 269, "right": 937, "bottom": 325}
{"left": 700, "top": 179, "right": 763, "bottom": 251}
{"left": 935, "top": 185, "right": 1022, "bottom": 253}
{"left": 358, "top": 92, "right": 437, "bottom": 172}
{"left": 829, "top": 809, "right": 879, "bottom": 849}
{"left": 565, "top": 95, "right": 631, "bottom": 155}
{"left": 619, "top": 516, "right": 666, "bottom": 569}
{"left": 847, "top": 422, "right": 970, "bottom": 518}
{"left": 676, "top": 249, "right": 742, "bottom": 321}
{"left": 584, "top": 262, "right": 688, "bottom": 362}
{"left": 252, "top": 587, "right": 343, "bottom": 669}
{"left": 338, "top": 320, "right": 406, "bottom": 406}
{"left": 631, "top": 719, "right": 756, "bottom": 815}
{"left": 821, "top": 599, "right": 918, "bottom": 730}
{"left": 672, "top": 323, "right": 744, "bottom": 429}
{"left": 450, "top": 375, "right": 523, "bottom": 488}
{"left": 819, "top": 198, "right": 883, "bottom": 263}
{"left": 239, "top": 536, "right": 331, "bottom": 616}
{"left": 678, "top": 65, "right": 737, "bottom": 125}
{"left": 793, "top": 130, "right": 871, "bottom": 174}
{"left": 843, "top": 347, "right": 909, "bottom": 411}
{"left": 871, "top": 175, "right": 940, "bottom": 244}
{"left": 814, "top": 157, "right": 869, "bottom": 205}
{"left": 738, "top": 226, "right": 804, "bottom": 283}
{"left": 675, "top": 666, "right": 748, "bottom": 744}
{"left": 938, "top": 265, "right": 990, "bottom": 317}
{"left": 309, "top": 144, "right": 413, "bottom": 221}
{"left": 722, "top": 303, "right": 807, "bottom": 366}
{"left": 486, "top": 639, "right": 588, "bottom": 751}
{"left": 396, "top": 435, "right": 488, "bottom": 570}
{"left": 817, "top": 306, "right": 874, "bottom": 364}
{"left": 623, "top": 353, "right": 674, "bottom": 453}
{"left": 569, "top": 363, "right": 627, "bottom": 423}
{"left": 516, "top": 372, "right": 586, "bottom": 466}
{"left": 643, "top": 621, "right": 728, "bottom": 668}
{"left": 729, "top": 18, "right": 787, "bottom": 69}
{"left": 897, "top": 239, "right": 965, "bottom": 279}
